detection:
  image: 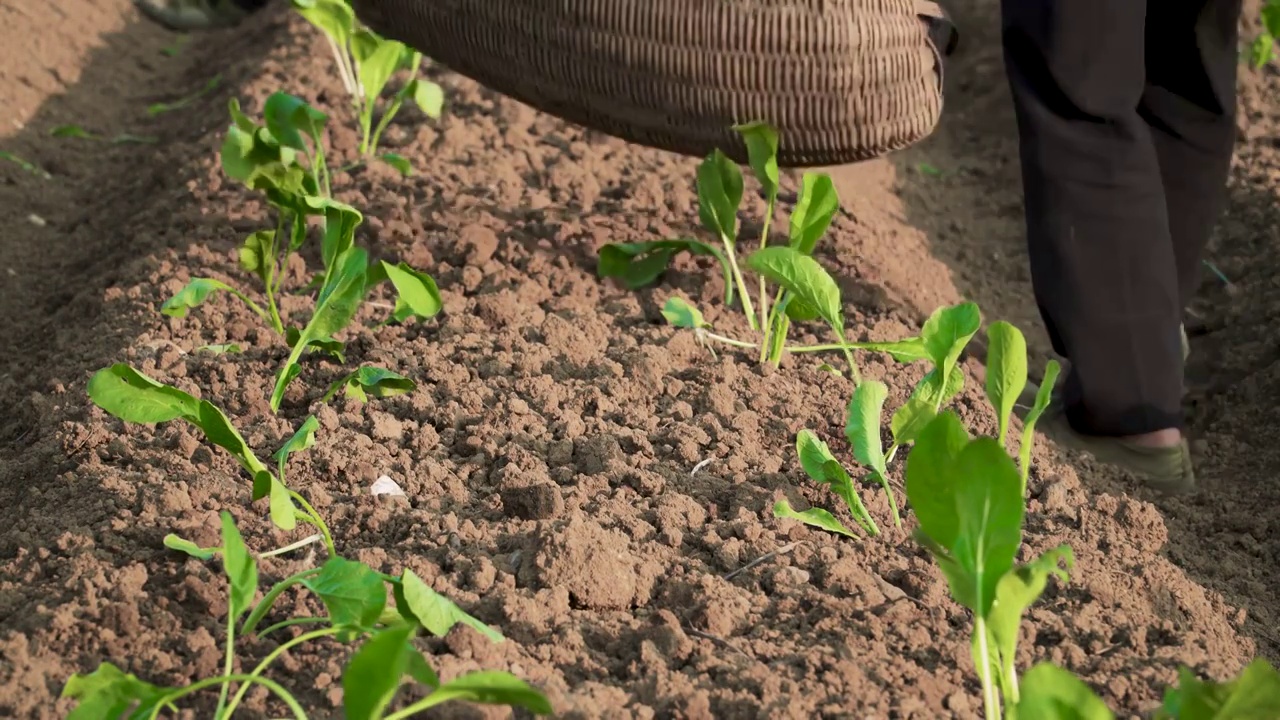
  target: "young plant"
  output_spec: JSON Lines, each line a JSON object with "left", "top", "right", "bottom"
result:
{"left": 1252, "top": 0, "right": 1280, "bottom": 68}
{"left": 86, "top": 363, "right": 358, "bottom": 556}
{"left": 62, "top": 512, "right": 552, "bottom": 719}
{"left": 776, "top": 303, "right": 1040, "bottom": 534}
{"left": 289, "top": 0, "right": 444, "bottom": 172}
{"left": 599, "top": 123, "right": 861, "bottom": 376}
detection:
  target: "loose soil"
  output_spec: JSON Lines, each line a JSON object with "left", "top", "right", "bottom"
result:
{"left": 1, "top": 0, "right": 1276, "bottom": 718}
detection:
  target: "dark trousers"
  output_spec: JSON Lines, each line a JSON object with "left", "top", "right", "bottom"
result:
{"left": 1001, "top": 0, "right": 1242, "bottom": 436}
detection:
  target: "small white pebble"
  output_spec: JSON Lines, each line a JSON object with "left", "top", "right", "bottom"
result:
{"left": 370, "top": 475, "right": 405, "bottom": 496}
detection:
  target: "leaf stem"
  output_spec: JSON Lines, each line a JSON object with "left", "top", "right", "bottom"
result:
{"left": 259, "top": 533, "right": 323, "bottom": 559}
{"left": 369, "top": 55, "right": 421, "bottom": 156}
{"left": 832, "top": 326, "right": 863, "bottom": 386}
{"left": 148, "top": 674, "right": 307, "bottom": 720}
{"left": 975, "top": 617, "right": 1001, "bottom": 720}
{"left": 225, "top": 287, "right": 271, "bottom": 326}
{"left": 721, "top": 239, "right": 758, "bottom": 332}
{"left": 240, "top": 567, "right": 323, "bottom": 637}
{"left": 289, "top": 490, "right": 334, "bottom": 556}
{"left": 756, "top": 193, "right": 776, "bottom": 360}
{"left": 325, "top": 34, "right": 357, "bottom": 99}
{"left": 222, "top": 627, "right": 341, "bottom": 717}
{"left": 214, "top": 610, "right": 236, "bottom": 718}
{"left": 258, "top": 616, "right": 329, "bottom": 637}
{"left": 697, "top": 329, "right": 757, "bottom": 350}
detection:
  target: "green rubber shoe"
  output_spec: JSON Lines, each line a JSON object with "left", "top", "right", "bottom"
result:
{"left": 133, "top": 0, "right": 258, "bottom": 31}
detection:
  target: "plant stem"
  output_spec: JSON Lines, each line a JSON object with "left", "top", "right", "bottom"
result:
{"left": 974, "top": 617, "right": 1001, "bottom": 720}
{"left": 259, "top": 533, "right": 323, "bottom": 559}
{"left": 240, "top": 568, "right": 322, "bottom": 637}
{"left": 325, "top": 34, "right": 356, "bottom": 99}
{"left": 721, "top": 240, "right": 758, "bottom": 332}
{"left": 225, "top": 287, "right": 271, "bottom": 325}
{"left": 832, "top": 326, "right": 863, "bottom": 386}
{"left": 369, "top": 55, "right": 422, "bottom": 156}
{"left": 289, "top": 490, "right": 334, "bottom": 556}
{"left": 756, "top": 194, "right": 776, "bottom": 360}
{"left": 222, "top": 628, "right": 341, "bottom": 717}
{"left": 698, "top": 330, "right": 757, "bottom": 350}
{"left": 148, "top": 674, "right": 308, "bottom": 720}
{"left": 214, "top": 610, "right": 236, "bottom": 719}
{"left": 764, "top": 287, "right": 788, "bottom": 364}
{"left": 258, "top": 616, "right": 329, "bottom": 637}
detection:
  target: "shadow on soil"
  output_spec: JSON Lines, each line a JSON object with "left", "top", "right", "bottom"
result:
{"left": 890, "top": 0, "right": 1280, "bottom": 663}
{"left": 0, "top": 0, "right": 283, "bottom": 613}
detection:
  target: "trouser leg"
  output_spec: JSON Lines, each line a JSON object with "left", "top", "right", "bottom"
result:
{"left": 1142, "top": 0, "right": 1242, "bottom": 309}
{"left": 1002, "top": 0, "right": 1184, "bottom": 437}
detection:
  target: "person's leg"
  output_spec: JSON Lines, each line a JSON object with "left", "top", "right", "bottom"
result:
{"left": 1001, "top": 0, "right": 1192, "bottom": 488}
{"left": 133, "top": 0, "right": 268, "bottom": 31}
{"left": 1142, "top": 0, "right": 1243, "bottom": 310}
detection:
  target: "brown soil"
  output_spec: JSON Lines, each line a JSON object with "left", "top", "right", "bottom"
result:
{"left": 1, "top": 0, "right": 1276, "bottom": 718}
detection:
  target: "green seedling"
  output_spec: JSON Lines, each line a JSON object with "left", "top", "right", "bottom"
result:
{"left": 600, "top": 123, "right": 866, "bottom": 376}
{"left": 86, "top": 364, "right": 335, "bottom": 555}
{"left": 322, "top": 366, "right": 416, "bottom": 403}
{"left": 0, "top": 150, "right": 52, "bottom": 179}
{"left": 198, "top": 343, "right": 243, "bottom": 355}
{"left": 906, "top": 410, "right": 1074, "bottom": 718}
{"left": 1253, "top": 0, "right": 1280, "bottom": 67}
{"left": 160, "top": 34, "right": 189, "bottom": 57}
{"left": 63, "top": 513, "right": 552, "bottom": 719}
{"left": 289, "top": 0, "right": 444, "bottom": 167}
{"left": 778, "top": 302, "right": 1008, "bottom": 534}
{"left": 147, "top": 74, "right": 222, "bottom": 116}
{"left": 50, "top": 126, "right": 160, "bottom": 144}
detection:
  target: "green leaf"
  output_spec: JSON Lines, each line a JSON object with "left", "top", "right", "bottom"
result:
{"left": 285, "top": 327, "right": 347, "bottom": 363}
{"left": 773, "top": 498, "right": 856, "bottom": 538}
{"left": 409, "top": 79, "right": 445, "bottom": 118}
{"left": 380, "top": 152, "right": 412, "bottom": 175}
{"left": 271, "top": 247, "right": 370, "bottom": 411}
{"left": 745, "top": 246, "right": 843, "bottom": 328}
{"left": 921, "top": 302, "right": 982, "bottom": 373}
{"left": 162, "top": 534, "right": 218, "bottom": 560}
{"left": 263, "top": 91, "right": 327, "bottom": 152}
{"left": 87, "top": 365, "right": 269, "bottom": 477}
{"left": 985, "top": 321, "right": 1028, "bottom": 444}
{"left": 906, "top": 418, "right": 1023, "bottom": 617}
{"left": 303, "top": 557, "right": 388, "bottom": 629}
{"left": 266, "top": 475, "right": 298, "bottom": 531}
{"left": 903, "top": 412, "right": 970, "bottom": 550}
{"left": 0, "top": 150, "right": 52, "bottom": 179}
{"left": 357, "top": 38, "right": 405, "bottom": 109}
{"left": 597, "top": 239, "right": 732, "bottom": 301}
{"left": 1157, "top": 658, "right": 1280, "bottom": 720}
{"left": 890, "top": 395, "right": 936, "bottom": 446}
{"left": 61, "top": 662, "right": 167, "bottom": 720}
{"left": 661, "top": 297, "right": 707, "bottom": 329}
{"left": 220, "top": 511, "right": 258, "bottom": 619}
{"left": 696, "top": 149, "right": 744, "bottom": 241}
{"left": 324, "top": 366, "right": 417, "bottom": 404}
{"left": 291, "top": 0, "right": 354, "bottom": 47}
{"left": 51, "top": 124, "right": 95, "bottom": 139}
{"left": 238, "top": 230, "right": 276, "bottom": 286}
{"left": 1017, "top": 663, "right": 1115, "bottom": 719}
{"left": 414, "top": 671, "right": 552, "bottom": 714}
{"left": 845, "top": 380, "right": 889, "bottom": 477}
{"left": 732, "top": 121, "right": 779, "bottom": 198}
{"left": 198, "top": 343, "right": 243, "bottom": 355}
{"left": 147, "top": 74, "right": 221, "bottom": 116}
{"left": 298, "top": 197, "right": 363, "bottom": 273}
{"left": 1019, "top": 359, "right": 1062, "bottom": 484}
{"left": 988, "top": 545, "right": 1074, "bottom": 695}
{"left": 87, "top": 364, "right": 201, "bottom": 424}
{"left": 343, "top": 622, "right": 415, "bottom": 720}
{"left": 396, "top": 569, "right": 504, "bottom": 642}
{"left": 379, "top": 261, "right": 442, "bottom": 322}
{"left": 794, "top": 430, "right": 878, "bottom": 535}
{"left": 406, "top": 650, "right": 441, "bottom": 688}
{"left": 789, "top": 173, "right": 839, "bottom": 255}
{"left": 273, "top": 415, "right": 320, "bottom": 478}
{"left": 161, "top": 278, "right": 236, "bottom": 318}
